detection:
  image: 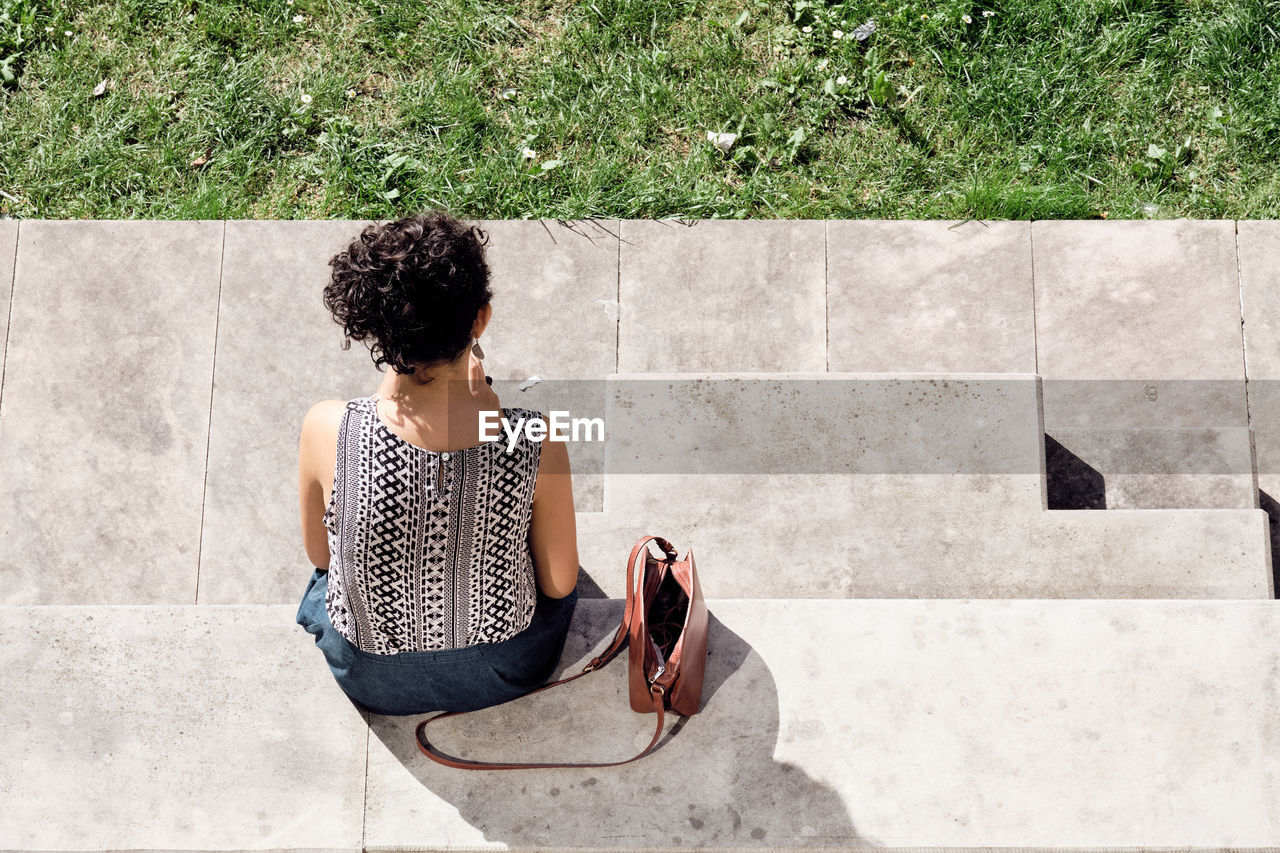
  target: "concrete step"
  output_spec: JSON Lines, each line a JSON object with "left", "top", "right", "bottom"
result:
{"left": 0, "top": 603, "right": 368, "bottom": 852}
{"left": 567, "top": 373, "right": 1271, "bottom": 599}
{"left": 4, "top": 366, "right": 1269, "bottom": 606}
{"left": 577, "top": 501, "right": 1273, "bottom": 599}
{"left": 4, "top": 599, "right": 1279, "bottom": 850}
{"left": 1045, "top": 427, "right": 1256, "bottom": 509}
{"left": 1, "top": 219, "right": 1270, "bottom": 611}
{"left": 602, "top": 372, "right": 1045, "bottom": 484}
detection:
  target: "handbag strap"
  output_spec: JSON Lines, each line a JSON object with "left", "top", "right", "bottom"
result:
{"left": 414, "top": 535, "right": 680, "bottom": 771}
{"left": 415, "top": 679, "right": 666, "bottom": 770}
{"left": 586, "top": 535, "right": 679, "bottom": 671}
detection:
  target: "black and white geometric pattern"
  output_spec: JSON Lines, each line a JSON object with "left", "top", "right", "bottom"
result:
{"left": 322, "top": 394, "right": 542, "bottom": 655}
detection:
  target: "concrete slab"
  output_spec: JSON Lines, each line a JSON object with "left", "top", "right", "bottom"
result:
{"left": 364, "top": 598, "right": 1280, "bottom": 849}
{"left": 617, "top": 220, "right": 825, "bottom": 373}
{"left": 577, "top": 494, "right": 1272, "bottom": 599}
{"left": 1034, "top": 376, "right": 1244, "bottom": 432}
{"left": 1047, "top": 427, "right": 1257, "bottom": 509}
{"left": 1239, "top": 220, "right": 1280, "bottom": 379}
{"left": 571, "top": 371, "right": 1267, "bottom": 598}
{"left": 200, "top": 220, "right": 377, "bottom": 606}
{"left": 475, "top": 218, "right": 620, "bottom": 513}
{"left": 827, "top": 220, "right": 1036, "bottom": 373}
{"left": 603, "top": 372, "right": 1044, "bottom": 477}
{"left": 476, "top": 218, "right": 620, "bottom": 381}
{"left": 0, "top": 221, "right": 223, "bottom": 605}
{"left": 1239, "top": 221, "right": 1280, "bottom": 571}
{"left": 1249, "top": 385, "right": 1280, "bottom": 597}
{"left": 0, "top": 220, "right": 16, "bottom": 405}
{"left": 1040, "top": 378, "right": 1249, "bottom": 429}
{"left": 0, "top": 604, "right": 367, "bottom": 852}
{"left": 1250, "top": 380, "right": 1280, "bottom": 476}
{"left": 1033, "top": 220, "right": 1246, "bottom": 427}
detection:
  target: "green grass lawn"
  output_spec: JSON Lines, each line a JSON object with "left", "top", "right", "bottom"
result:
{"left": 1, "top": 0, "right": 1277, "bottom": 220}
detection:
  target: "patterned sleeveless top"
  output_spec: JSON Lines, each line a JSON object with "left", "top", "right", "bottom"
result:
{"left": 322, "top": 393, "right": 544, "bottom": 655}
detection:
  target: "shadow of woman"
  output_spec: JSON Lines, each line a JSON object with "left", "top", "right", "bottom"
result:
{"left": 360, "top": 599, "right": 870, "bottom": 848}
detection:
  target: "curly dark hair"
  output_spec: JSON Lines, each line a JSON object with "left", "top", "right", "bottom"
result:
{"left": 323, "top": 209, "right": 493, "bottom": 385}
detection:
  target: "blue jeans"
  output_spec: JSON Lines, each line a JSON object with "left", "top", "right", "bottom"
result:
{"left": 295, "top": 567, "right": 579, "bottom": 716}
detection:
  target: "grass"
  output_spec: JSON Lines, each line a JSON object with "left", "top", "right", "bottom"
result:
{"left": 0, "top": 0, "right": 1278, "bottom": 220}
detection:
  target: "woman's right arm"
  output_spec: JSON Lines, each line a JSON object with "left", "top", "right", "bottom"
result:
{"left": 528, "top": 435, "right": 579, "bottom": 599}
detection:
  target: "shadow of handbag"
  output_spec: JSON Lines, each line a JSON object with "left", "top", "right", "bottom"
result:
{"left": 415, "top": 534, "right": 708, "bottom": 769}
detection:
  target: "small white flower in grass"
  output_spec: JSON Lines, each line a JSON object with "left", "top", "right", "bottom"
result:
{"left": 521, "top": 147, "right": 536, "bottom": 160}
{"left": 293, "top": 13, "right": 305, "bottom": 22}
{"left": 64, "top": 29, "right": 72, "bottom": 36}
{"left": 802, "top": 25, "right": 812, "bottom": 33}
{"left": 982, "top": 9, "right": 995, "bottom": 16}
{"left": 706, "top": 131, "right": 737, "bottom": 154}
{"left": 836, "top": 75, "right": 848, "bottom": 85}
{"left": 44, "top": 25, "right": 53, "bottom": 32}
{"left": 286, "top": 0, "right": 293, "bottom": 4}
{"left": 345, "top": 88, "right": 357, "bottom": 98}
{"left": 300, "top": 93, "right": 312, "bottom": 104}
{"left": 962, "top": 14, "right": 972, "bottom": 23}
{"left": 851, "top": 19, "right": 876, "bottom": 40}
{"left": 833, "top": 29, "right": 843, "bottom": 38}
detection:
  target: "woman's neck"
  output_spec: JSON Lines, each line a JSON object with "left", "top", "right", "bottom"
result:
{"left": 375, "top": 356, "right": 474, "bottom": 412}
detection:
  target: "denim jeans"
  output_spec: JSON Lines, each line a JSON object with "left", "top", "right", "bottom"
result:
{"left": 295, "top": 567, "right": 579, "bottom": 716}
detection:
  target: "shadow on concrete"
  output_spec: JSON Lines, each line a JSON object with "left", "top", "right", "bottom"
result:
{"left": 575, "top": 564, "right": 608, "bottom": 599}
{"left": 1257, "top": 490, "right": 1280, "bottom": 600}
{"left": 1044, "top": 433, "right": 1106, "bottom": 510}
{"left": 364, "top": 604, "right": 868, "bottom": 848}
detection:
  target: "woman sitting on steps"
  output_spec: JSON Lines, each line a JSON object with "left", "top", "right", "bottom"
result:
{"left": 295, "top": 209, "right": 580, "bottom": 716}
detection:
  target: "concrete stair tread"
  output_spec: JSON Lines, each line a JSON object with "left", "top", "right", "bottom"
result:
{"left": 4, "top": 599, "right": 1280, "bottom": 850}
{"left": 0, "top": 603, "right": 367, "bottom": 852}
{"left": 600, "top": 372, "right": 1044, "bottom": 484}
{"left": 1046, "top": 426, "right": 1256, "bottom": 509}
{"left": 576, "top": 505, "right": 1274, "bottom": 599}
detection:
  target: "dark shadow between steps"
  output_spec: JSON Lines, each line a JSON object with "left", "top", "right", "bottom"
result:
{"left": 1257, "top": 490, "right": 1280, "bottom": 600}
{"left": 575, "top": 563, "right": 607, "bottom": 598}
{"left": 1044, "top": 433, "right": 1107, "bottom": 510}
{"left": 364, "top": 605, "right": 868, "bottom": 848}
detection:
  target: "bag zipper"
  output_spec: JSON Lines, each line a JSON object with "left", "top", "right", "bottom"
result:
{"left": 647, "top": 637, "right": 667, "bottom": 684}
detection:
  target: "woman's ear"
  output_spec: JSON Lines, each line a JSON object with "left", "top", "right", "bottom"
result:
{"left": 472, "top": 302, "right": 493, "bottom": 339}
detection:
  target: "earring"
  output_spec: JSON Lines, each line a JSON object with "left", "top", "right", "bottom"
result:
{"left": 471, "top": 338, "right": 486, "bottom": 361}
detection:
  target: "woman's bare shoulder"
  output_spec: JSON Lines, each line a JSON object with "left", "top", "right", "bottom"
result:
{"left": 303, "top": 399, "right": 350, "bottom": 432}
{"left": 300, "top": 399, "right": 351, "bottom": 466}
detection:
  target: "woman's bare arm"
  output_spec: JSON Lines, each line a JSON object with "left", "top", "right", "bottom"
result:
{"left": 529, "top": 435, "right": 579, "bottom": 598}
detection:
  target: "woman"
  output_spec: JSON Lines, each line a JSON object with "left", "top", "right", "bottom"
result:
{"left": 294, "top": 209, "right": 580, "bottom": 716}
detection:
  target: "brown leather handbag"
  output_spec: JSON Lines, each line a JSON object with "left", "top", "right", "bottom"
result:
{"left": 415, "top": 534, "right": 707, "bottom": 769}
